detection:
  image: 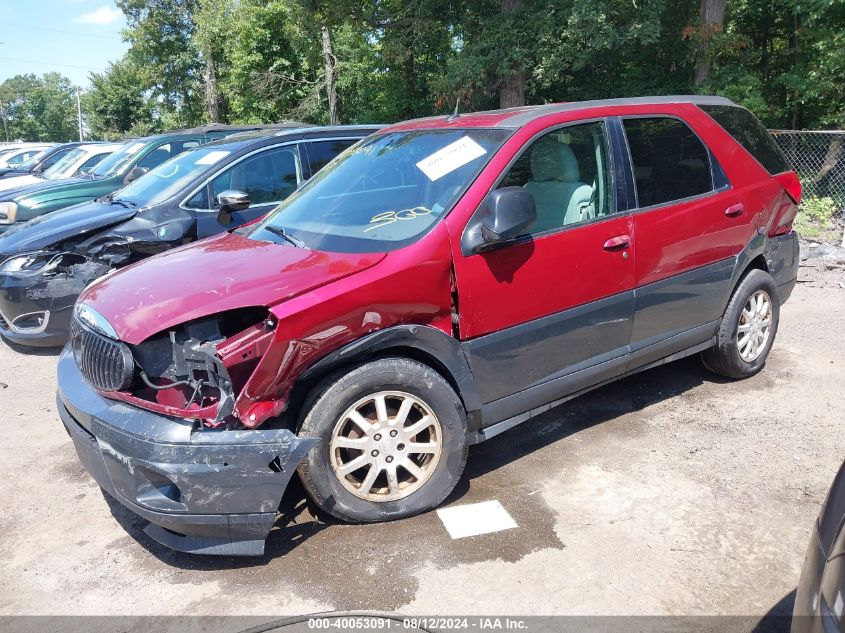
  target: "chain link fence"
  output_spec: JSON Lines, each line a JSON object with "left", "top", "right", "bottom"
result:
{"left": 770, "top": 130, "right": 845, "bottom": 242}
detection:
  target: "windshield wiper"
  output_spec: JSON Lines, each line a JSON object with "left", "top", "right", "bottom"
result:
{"left": 97, "top": 193, "right": 136, "bottom": 208}
{"left": 264, "top": 225, "right": 307, "bottom": 248}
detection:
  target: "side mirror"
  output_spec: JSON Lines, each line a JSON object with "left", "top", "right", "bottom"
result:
{"left": 122, "top": 166, "right": 148, "bottom": 185}
{"left": 462, "top": 187, "right": 536, "bottom": 254}
{"left": 216, "top": 189, "right": 250, "bottom": 225}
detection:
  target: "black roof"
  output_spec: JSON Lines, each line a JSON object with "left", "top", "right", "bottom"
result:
{"left": 202, "top": 124, "right": 385, "bottom": 151}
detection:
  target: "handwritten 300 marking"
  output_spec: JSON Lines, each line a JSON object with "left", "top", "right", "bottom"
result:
{"left": 365, "top": 207, "right": 433, "bottom": 233}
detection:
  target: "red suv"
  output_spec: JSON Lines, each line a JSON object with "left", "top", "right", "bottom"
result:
{"left": 57, "top": 96, "right": 801, "bottom": 556}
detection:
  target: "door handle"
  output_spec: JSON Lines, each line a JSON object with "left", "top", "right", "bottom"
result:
{"left": 603, "top": 235, "right": 630, "bottom": 251}
{"left": 724, "top": 203, "right": 744, "bottom": 217}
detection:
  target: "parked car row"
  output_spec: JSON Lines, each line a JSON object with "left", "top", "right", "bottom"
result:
{"left": 0, "top": 124, "right": 379, "bottom": 345}
{"left": 2, "top": 97, "right": 838, "bottom": 628}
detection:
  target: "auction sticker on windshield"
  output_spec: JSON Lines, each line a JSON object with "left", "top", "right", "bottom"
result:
{"left": 416, "top": 136, "right": 486, "bottom": 181}
{"left": 195, "top": 150, "right": 230, "bottom": 165}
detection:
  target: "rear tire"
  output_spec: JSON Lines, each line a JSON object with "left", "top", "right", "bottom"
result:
{"left": 701, "top": 268, "right": 780, "bottom": 379}
{"left": 296, "top": 357, "right": 468, "bottom": 523}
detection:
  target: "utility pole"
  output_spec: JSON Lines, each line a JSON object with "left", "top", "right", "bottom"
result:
{"left": 0, "top": 101, "right": 8, "bottom": 143}
{"left": 76, "top": 86, "right": 83, "bottom": 142}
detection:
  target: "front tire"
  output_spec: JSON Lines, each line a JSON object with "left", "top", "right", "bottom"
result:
{"left": 296, "top": 357, "right": 468, "bottom": 523}
{"left": 701, "top": 268, "right": 780, "bottom": 379}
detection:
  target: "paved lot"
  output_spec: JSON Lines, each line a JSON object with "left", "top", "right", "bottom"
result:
{"left": 1, "top": 268, "right": 843, "bottom": 619}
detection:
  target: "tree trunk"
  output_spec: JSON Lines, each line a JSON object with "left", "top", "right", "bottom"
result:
{"left": 204, "top": 57, "right": 221, "bottom": 123}
{"left": 321, "top": 24, "right": 339, "bottom": 125}
{"left": 693, "top": 0, "right": 726, "bottom": 87}
{"left": 498, "top": 0, "right": 526, "bottom": 108}
{"left": 499, "top": 68, "right": 526, "bottom": 109}
{"left": 790, "top": 12, "right": 801, "bottom": 129}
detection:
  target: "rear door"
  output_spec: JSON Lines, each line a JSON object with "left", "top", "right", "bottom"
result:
{"left": 453, "top": 119, "right": 636, "bottom": 425}
{"left": 621, "top": 112, "right": 756, "bottom": 368}
{"left": 189, "top": 143, "right": 305, "bottom": 237}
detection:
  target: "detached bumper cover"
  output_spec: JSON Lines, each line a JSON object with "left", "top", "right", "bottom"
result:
{"left": 56, "top": 347, "right": 317, "bottom": 556}
{"left": 0, "top": 268, "right": 77, "bottom": 347}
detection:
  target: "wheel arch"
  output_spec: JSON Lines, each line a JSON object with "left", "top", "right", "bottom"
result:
{"left": 293, "top": 325, "right": 483, "bottom": 433}
{"left": 723, "top": 235, "right": 770, "bottom": 309}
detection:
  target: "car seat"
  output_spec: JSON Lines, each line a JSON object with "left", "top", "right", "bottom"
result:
{"left": 523, "top": 138, "right": 594, "bottom": 232}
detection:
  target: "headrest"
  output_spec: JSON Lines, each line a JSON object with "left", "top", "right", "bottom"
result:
{"left": 530, "top": 138, "right": 580, "bottom": 182}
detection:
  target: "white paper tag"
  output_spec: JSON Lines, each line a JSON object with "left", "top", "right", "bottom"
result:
{"left": 436, "top": 500, "right": 518, "bottom": 539}
{"left": 195, "top": 150, "right": 231, "bottom": 165}
{"left": 416, "top": 136, "right": 487, "bottom": 181}
{"left": 125, "top": 142, "right": 145, "bottom": 155}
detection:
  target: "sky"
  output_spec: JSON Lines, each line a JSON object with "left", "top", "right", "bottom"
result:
{"left": 0, "top": 0, "right": 129, "bottom": 87}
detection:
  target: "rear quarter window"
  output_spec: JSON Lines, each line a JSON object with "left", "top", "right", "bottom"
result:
{"left": 699, "top": 105, "right": 789, "bottom": 175}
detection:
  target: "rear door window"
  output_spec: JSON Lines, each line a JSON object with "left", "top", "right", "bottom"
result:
{"left": 699, "top": 105, "right": 789, "bottom": 175}
{"left": 623, "top": 117, "right": 713, "bottom": 208}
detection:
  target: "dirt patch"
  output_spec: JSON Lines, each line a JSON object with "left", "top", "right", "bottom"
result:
{"left": 0, "top": 266, "right": 843, "bottom": 616}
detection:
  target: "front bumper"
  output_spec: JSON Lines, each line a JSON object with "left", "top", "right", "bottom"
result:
{"left": 0, "top": 267, "right": 78, "bottom": 347}
{"left": 56, "top": 347, "right": 317, "bottom": 556}
{"left": 792, "top": 522, "right": 845, "bottom": 633}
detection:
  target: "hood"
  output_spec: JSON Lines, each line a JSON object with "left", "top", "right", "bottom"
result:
{"left": 0, "top": 176, "right": 89, "bottom": 201}
{"left": 0, "top": 201, "right": 136, "bottom": 255}
{"left": 0, "top": 174, "right": 42, "bottom": 193}
{"left": 79, "top": 231, "right": 386, "bottom": 344}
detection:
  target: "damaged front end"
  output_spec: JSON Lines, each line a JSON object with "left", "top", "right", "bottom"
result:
{"left": 57, "top": 340, "right": 317, "bottom": 556}
{"left": 73, "top": 306, "right": 279, "bottom": 429}
{"left": 0, "top": 249, "right": 113, "bottom": 345}
{"left": 0, "top": 215, "right": 194, "bottom": 346}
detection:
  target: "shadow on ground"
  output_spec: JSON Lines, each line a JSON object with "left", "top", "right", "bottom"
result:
{"left": 752, "top": 589, "right": 796, "bottom": 633}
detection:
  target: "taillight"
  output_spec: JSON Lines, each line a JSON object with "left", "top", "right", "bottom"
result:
{"left": 774, "top": 171, "right": 802, "bottom": 205}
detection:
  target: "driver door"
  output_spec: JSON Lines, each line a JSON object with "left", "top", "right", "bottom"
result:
{"left": 453, "top": 119, "right": 636, "bottom": 425}
{"left": 190, "top": 144, "right": 304, "bottom": 238}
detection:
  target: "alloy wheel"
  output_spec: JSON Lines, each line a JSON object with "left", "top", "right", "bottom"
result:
{"left": 737, "top": 289, "right": 773, "bottom": 362}
{"left": 329, "top": 390, "right": 443, "bottom": 502}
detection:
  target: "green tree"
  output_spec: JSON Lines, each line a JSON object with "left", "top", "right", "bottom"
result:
{"left": 0, "top": 73, "right": 78, "bottom": 142}
{"left": 117, "top": 0, "right": 204, "bottom": 126}
{"left": 82, "top": 58, "right": 159, "bottom": 140}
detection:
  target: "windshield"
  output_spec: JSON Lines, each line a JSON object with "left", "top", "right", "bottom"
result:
{"left": 43, "top": 148, "right": 86, "bottom": 180}
{"left": 90, "top": 141, "right": 145, "bottom": 178}
{"left": 116, "top": 146, "right": 232, "bottom": 207}
{"left": 248, "top": 129, "right": 509, "bottom": 253}
{"left": 17, "top": 148, "right": 51, "bottom": 171}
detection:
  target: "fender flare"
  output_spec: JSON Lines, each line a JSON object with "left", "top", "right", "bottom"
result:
{"left": 298, "top": 324, "right": 484, "bottom": 433}
{"left": 722, "top": 233, "right": 768, "bottom": 308}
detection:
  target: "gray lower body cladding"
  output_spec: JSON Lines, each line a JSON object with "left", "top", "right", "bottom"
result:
{"left": 56, "top": 347, "right": 317, "bottom": 556}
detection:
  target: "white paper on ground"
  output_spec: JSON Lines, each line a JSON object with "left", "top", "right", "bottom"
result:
{"left": 436, "top": 500, "right": 518, "bottom": 539}
{"left": 416, "top": 136, "right": 487, "bottom": 181}
{"left": 195, "top": 150, "right": 231, "bottom": 165}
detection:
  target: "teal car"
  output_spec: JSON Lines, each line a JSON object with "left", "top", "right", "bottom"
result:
{"left": 0, "top": 125, "right": 288, "bottom": 232}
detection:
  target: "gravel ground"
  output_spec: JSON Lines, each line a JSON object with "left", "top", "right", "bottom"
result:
{"left": 0, "top": 265, "right": 843, "bottom": 621}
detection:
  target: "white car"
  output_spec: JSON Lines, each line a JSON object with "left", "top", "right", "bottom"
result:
{"left": 0, "top": 143, "right": 123, "bottom": 192}
{"left": 0, "top": 144, "right": 53, "bottom": 170}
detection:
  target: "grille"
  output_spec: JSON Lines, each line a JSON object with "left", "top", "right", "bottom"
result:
{"left": 70, "top": 316, "right": 135, "bottom": 392}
